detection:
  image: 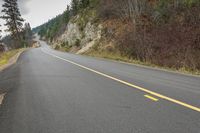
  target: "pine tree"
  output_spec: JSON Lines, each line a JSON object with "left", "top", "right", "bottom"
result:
{"left": 0, "top": 24, "right": 4, "bottom": 52}
{"left": 1, "top": 0, "right": 24, "bottom": 47}
{"left": 24, "top": 23, "right": 32, "bottom": 39}
{"left": 71, "top": 0, "right": 79, "bottom": 15}
{"left": 67, "top": 5, "right": 70, "bottom": 12}
{"left": 80, "top": 0, "right": 90, "bottom": 8}
{"left": 22, "top": 23, "right": 32, "bottom": 47}
{"left": 63, "top": 5, "right": 71, "bottom": 22}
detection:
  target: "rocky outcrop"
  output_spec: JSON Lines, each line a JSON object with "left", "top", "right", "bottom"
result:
{"left": 59, "top": 22, "right": 82, "bottom": 46}
{"left": 53, "top": 16, "right": 102, "bottom": 54}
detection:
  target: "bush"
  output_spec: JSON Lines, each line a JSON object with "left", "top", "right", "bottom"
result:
{"left": 61, "top": 41, "right": 69, "bottom": 47}
{"left": 75, "top": 39, "right": 81, "bottom": 47}
{"left": 54, "top": 44, "right": 60, "bottom": 50}
{"left": 0, "top": 44, "right": 5, "bottom": 53}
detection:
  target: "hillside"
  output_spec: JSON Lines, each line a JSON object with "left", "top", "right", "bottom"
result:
{"left": 33, "top": 0, "right": 200, "bottom": 74}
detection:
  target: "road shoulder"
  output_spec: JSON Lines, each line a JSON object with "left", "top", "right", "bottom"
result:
{"left": 0, "top": 48, "right": 29, "bottom": 102}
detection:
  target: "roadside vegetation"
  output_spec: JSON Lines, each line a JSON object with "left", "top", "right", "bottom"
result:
{"left": 0, "top": 49, "right": 23, "bottom": 67}
{"left": 86, "top": 50, "right": 200, "bottom": 75}
{"left": 0, "top": 0, "right": 32, "bottom": 68}
{"left": 33, "top": 0, "right": 94, "bottom": 41}
{"left": 0, "top": 0, "right": 33, "bottom": 52}
{"left": 34, "top": 0, "right": 200, "bottom": 75}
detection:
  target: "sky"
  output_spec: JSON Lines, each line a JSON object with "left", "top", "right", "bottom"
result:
{"left": 0, "top": 0, "right": 71, "bottom": 36}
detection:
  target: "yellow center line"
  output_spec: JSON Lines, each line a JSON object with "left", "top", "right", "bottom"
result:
{"left": 41, "top": 48, "right": 200, "bottom": 113}
{"left": 144, "top": 95, "right": 159, "bottom": 102}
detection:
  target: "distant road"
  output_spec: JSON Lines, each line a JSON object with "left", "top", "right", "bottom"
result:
{"left": 0, "top": 39, "right": 199, "bottom": 133}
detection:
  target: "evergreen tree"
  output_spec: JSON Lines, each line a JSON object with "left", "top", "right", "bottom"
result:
{"left": 71, "top": 0, "right": 79, "bottom": 15}
{"left": 67, "top": 5, "right": 70, "bottom": 12}
{"left": 63, "top": 5, "right": 71, "bottom": 23}
{"left": 0, "top": 24, "right": 4, "bottom": 52}
{"left": 24, "top": 23, "right": 32, "bottom": 39}
{"left": 1, "top": 0, "right": 24, "bottom": 47}
{"left": 80, "top": 0, "right": 90, "bottom": 8}
{"left": 22, "top": 23, "right": 32, "bottom": 47}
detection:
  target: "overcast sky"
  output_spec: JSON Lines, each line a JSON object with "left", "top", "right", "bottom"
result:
{"left": 0, "top": 0, "right": 71, "bottom": 36}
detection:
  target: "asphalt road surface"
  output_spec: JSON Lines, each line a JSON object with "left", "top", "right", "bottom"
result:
{"left": 0, "top": 39, "right": 200, "bottom": 133}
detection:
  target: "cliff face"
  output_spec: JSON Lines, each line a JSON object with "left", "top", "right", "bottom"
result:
{"left": 52, "top": 15, "right": 102, "bottom": 54}
{"left": 61, "top": 22, "right": 82, "bottom": 46}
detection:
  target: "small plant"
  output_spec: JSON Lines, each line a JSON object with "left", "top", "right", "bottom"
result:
{"left": 64, "top": 45, "right": 72, "bottom": 52}
{"left": 54, "top": 44, "right": 60, "bottom": 50}
{"left": 65, "top": 43, "right": 72, "bottom": 51}
{"left": 61, "top": 41, "right": 69, "bottom": 47}
{"left": 75, "top": 39, "right": 81, "bottom": 47}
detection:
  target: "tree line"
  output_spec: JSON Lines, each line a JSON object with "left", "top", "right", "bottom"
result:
{"left": 34, "top": 0, "right": 92, "bottom": 42}
{"left": 0, "top": 0, "right": 32, "bottom": 49}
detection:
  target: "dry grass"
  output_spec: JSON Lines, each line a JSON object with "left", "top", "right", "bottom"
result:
{"left": 85, "top": 50, "right": 200, "bottom": 76}
{"left": 0, "top": 49, "right": 22, "bottom": 67}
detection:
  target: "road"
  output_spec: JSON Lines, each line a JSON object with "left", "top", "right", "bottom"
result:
{"left": 0, "top": 39, "right": 200, "bottom": 133}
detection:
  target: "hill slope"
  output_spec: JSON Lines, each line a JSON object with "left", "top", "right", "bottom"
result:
{"left": 33, "top": 0, "right": 200, "bottom": 74}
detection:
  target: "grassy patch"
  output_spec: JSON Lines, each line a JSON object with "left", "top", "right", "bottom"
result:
{"left": 0, "top": 49, "right": 22, "bottom": 67}
{"left": 85, "top": 50, "right": 200, "bottom": 76}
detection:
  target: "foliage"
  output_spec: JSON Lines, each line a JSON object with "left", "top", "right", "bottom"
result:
{"left": 80, "top": 0, "right": 90, "bottom": 8}
{"left": 60, "top": 41, "right": 72, "bottom": 51}
{"left": 71, "top": 0, "right": 79, "bottom": 15}
{"left": 1, "top": 0, "right": 25, "bottom": 48}
{"left": 35, "top": 0, "right": 95, "bottom": 42}
{"left": 75, "top": 39, "right": 81, "bottom": 47}
{"left": 0, "top": 49, "right": 22, "bottom": 66}
{"left": 98, "top": 0, "right": 200, "bottom": 71}
{"left": 36, "top": 14, "right": 64, "bottom": 41}
{"left": 22, "top": 23, "right": 32, "bottom": 47}
{"left": 35, "top": 7, "right": 72, "bottom": 42}
{"left": 75, "top": 9, "right": 97, "bottom": 31}
{"left": 54, "top": 44, "right": 60, "bottom": 50}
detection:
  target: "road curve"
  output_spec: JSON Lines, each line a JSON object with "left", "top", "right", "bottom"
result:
{"left": 0, "top": 40, "right": 199, "bottom": 133}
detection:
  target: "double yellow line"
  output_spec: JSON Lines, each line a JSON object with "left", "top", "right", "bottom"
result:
{"left": 42, "top": 48, "right": 200, "bottom": 113}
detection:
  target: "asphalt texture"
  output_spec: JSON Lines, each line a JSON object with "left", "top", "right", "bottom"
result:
{"left": 0, "top": 40, "right": 200, "bottom": 133}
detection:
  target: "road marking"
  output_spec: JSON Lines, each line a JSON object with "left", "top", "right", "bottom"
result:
{"left": 0, "top": 93, "right": 5, "bottom": 105}
{"left": 144, "top": 95, "right": 159, "bottom": 102}
{"left": 41, "top": 48, "right": 200, "bottom": 113}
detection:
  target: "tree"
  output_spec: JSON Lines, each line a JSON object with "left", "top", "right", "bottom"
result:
{"left": 71, "top": 0, "right": 79, "bottom": 15}
{"left": 0, "top": 24, "right": 4, "bottom": 52}
{"left": 63, "top": 5, "right": 71, "bottom": 23}
{"left": 1, "top": 0, "right": 24, "bottom": 48}
{"left": 22, "top": 23, "right": 32, "bottom": 47}
{"left": 80, "top": 0, "right": 90, "bottom": 8}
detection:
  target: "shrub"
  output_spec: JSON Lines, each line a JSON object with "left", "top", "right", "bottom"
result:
{"left": 61, "top": 41, "right": 69, "bottom": 47}
{"left": 54, "top": 44, "right": 60, "bottom": 50}
{"left": 75, "top": 39, "right": 81, "bottom": 47}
